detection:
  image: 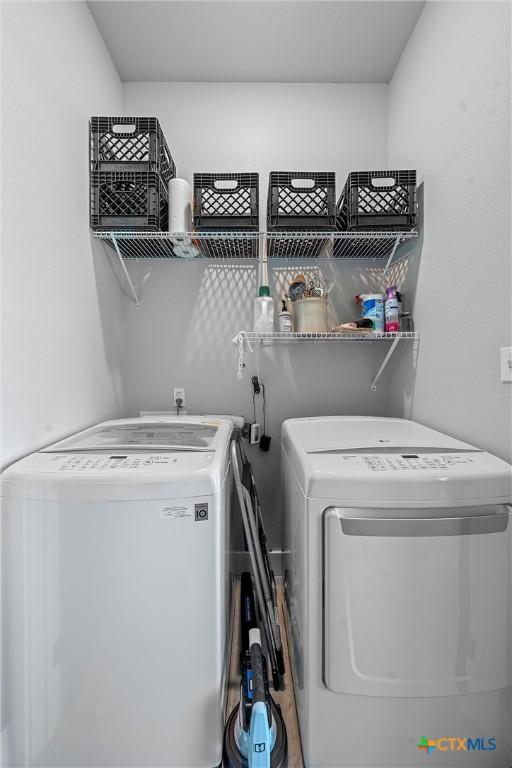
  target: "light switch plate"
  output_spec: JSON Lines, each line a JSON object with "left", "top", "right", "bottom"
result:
{"left": 500, "top": 347, "right": 512, "bottom": 382}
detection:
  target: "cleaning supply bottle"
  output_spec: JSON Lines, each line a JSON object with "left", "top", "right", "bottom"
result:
{"left": 253, "top": 251, "right": 275, "bottom": 333}
{"left": 356, "top": 294, "right": 384, "bottom": 331}
{"left": 278, "top": 299, "right": 293, "bottom": 333}
{"left": 385, "top": 286, "right": 400, "bottom": 332}
{"left": 253, "top": 286, "right": 275, "bottom": 333}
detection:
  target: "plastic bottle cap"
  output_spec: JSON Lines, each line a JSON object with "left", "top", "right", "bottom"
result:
{"left": 259, "top": 286, "right": 270, "bottom": 297}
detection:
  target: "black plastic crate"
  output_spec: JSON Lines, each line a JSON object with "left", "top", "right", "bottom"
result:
{"left": 90, "top": 117, "right": 176, "bottom": 184}
{"left": 267, "top": 172, "right": 336, "bottom": 231}
{"left": 193, "top": 173, "right": 259, "bottom": 230}
{"left": 90, "top": 170, "right": 168, "bottom": 231}
{"left": 337, "top": 170, "right": 417, "bottom": 231}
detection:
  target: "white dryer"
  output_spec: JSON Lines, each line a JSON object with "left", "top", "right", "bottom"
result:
{"left": 281, "top": 416, "right": 512, "bottom": 768}
{"left": 1, "top": 416, "right": 236, "bottom": 767}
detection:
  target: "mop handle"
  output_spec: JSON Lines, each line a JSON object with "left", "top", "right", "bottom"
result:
{"left": 231, "top": 440, "right": 281, "bottom": 687}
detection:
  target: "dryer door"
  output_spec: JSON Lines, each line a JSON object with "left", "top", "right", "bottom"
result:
{"left": 323, "top": 506, "right": 511, "bottom": 697}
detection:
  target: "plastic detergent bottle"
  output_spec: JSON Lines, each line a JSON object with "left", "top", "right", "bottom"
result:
{"left": 385, "top": 287, "right": 400, "bottom": 332}
{"left": 357, "top": 294, "right": 384, "bottom": 331}
{"left": 253, "top": 286, "right": 275, "bottom": 333}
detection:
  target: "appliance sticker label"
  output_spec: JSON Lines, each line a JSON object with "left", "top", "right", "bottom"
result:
{"left": 159, "top": 503, "right": 192, "bottom": 519}
{"left": 195, "top": 503, "right": 209, "bottom": 521}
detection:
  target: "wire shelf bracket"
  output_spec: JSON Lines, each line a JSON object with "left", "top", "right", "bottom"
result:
{"left": 383, "top": 235, "right": 401, "bottom": 276}
{"left": 110, "top": 234, "right": 141, "bottom": 308}
{"left": 370, "top": 335, "right": 401, "bottom": 391}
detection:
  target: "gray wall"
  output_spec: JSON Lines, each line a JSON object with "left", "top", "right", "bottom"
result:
{"left": 1, "top": 2, "right": 125, "bottom": 468}
{"left": 387, "top": 1, "right": 512, "bottom": 461}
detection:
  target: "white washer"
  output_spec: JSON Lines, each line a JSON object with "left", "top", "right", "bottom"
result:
{"left": 1, "top": 415, "right": 237, "bottom": 768}
{"left": 282, "top": 416, "right": 512, "bottom": 768}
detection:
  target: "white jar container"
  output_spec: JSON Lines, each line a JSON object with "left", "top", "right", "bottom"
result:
{"left": 294, "top": 297, "right": 328, "bottom": 333}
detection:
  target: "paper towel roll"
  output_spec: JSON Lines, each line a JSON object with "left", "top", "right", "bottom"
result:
{"left": 168, "top": 178, "right": 199, "bottom": 258}
{"left": 169, "top": 178, "right": 193, "bottom": 233}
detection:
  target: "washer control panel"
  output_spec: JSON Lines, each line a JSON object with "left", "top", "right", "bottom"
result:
{"left": 49, "top": 454, "right": 178, "bottom": 472}
{"left": 341, "top": 453, "right": 477, "bottom": 472}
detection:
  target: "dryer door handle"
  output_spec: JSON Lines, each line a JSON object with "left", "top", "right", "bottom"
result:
{"left": 338, "top": 511, "right": 509, "bottom": 537}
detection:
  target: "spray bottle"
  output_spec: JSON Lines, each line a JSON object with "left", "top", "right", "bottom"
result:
{"left": 384, "top": 286, "right": 400, "bottom": 333}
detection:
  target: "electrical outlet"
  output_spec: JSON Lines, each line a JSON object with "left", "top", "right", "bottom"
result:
{"left": 500, "top": 348, "right": 512, "bottom": 382}
{"left": 173, "top": 388, "right": 186, "bottom": 407}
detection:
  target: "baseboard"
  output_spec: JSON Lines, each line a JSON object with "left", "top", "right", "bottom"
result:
{"left": 232, "top": 550, "right": 283, "bottom": 578}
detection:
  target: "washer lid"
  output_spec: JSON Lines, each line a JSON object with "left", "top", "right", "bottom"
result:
{"left": 41, "top": 420, "right": 220, "bottom": 453}
{"left": 1, "top": 417, "right": 235, "bottom": 500}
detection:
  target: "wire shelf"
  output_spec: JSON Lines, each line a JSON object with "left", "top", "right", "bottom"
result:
{"left": 93, "top": 230, "right": 417, "bottom": 261}
{"left": 233, "top": 331, "right": 419, "bottom": 343}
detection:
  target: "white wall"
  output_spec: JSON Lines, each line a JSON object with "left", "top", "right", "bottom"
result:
{"left": 387, "top": 1, "right": 512, "bottom": 460}
{"left": 1, "top": 2, "right": 125, "bottom": 468}
{"left": 122, "top": 83, "right": 391, "bottom": 548}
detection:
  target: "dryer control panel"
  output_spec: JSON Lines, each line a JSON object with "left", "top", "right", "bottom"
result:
{"left": 342, "top": 453, "right": 477, "bottom": 472}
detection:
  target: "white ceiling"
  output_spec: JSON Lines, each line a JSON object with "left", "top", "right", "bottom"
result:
{"left": 88, "top": 0, "right": 425, "bottom": 83}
